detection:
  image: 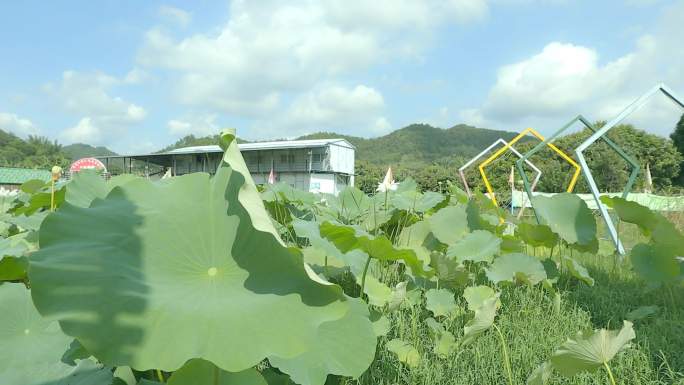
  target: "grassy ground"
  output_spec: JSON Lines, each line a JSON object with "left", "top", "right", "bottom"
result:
{"left": 344, "top": 227, "right": 684, "bottom": 385}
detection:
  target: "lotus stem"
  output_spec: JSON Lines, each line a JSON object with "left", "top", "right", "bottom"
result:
{"left": 213, "top": 365, "right": 220, "bottom": 385}
{"left": 50, "top": 180, "right": 55, "bottom": 211}
{"left": 156, "top": 369, "right": 164, "bottom": 382}
{"left": 603, "top": 361, "right": 617, "bottom": 385}
{"left": 493, "top": 323, "right": 513, "bottom": 385}
{"left": 360, "top": 255, "right": 372, "bottom": 301}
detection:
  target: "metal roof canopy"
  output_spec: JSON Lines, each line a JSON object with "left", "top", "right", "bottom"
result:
{"left": 574, "top": 83, "right": 684, "bottom": 255}
{"left": 99, "top": 138, "right": 355, "bottom": 159}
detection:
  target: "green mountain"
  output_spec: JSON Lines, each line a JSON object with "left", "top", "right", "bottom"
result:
{"left": 62, "top": 143, "right": 117, "bottom": 160}
{"left": 160, "top": 123, "right": 527, "bottom": 167}
{"left": 297, "top": 123, "right": 529, "bottom": 166}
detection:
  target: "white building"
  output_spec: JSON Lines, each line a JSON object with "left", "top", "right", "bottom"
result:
{"left": 97, "top": 138, "right": 355, "bottom": 195}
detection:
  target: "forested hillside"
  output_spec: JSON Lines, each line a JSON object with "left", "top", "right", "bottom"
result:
{"left": 0, "top": 130, "right": 69, "bottom": 169}
{"left": 62, "top": 143, "right": 117, "bottom": 160}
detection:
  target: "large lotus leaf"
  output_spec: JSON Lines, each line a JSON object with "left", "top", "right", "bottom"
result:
{"left": 532, "top": 193, "right": 596, "bottom": 246}
{"left": 428, "top": 206, "right": 468, "bottom": 244}
{"left": 562, "top": 257, "right": 594, "bottom": 286}
{"left": 29, "top": 131, "right": 376, "bottom": 377}
{"left": 269, "top": 300, "right": 376, "bottom": 385}
{"left": 0, "top": 283, "right": 112, "bottom": 385}
{"left": 526, "top": 361, "right": 553, "bottom": 385}
{"left": 66, "top": 170, "right": 138, "bottom": 208}
{"left": 486, "top": 253, "right": 547, "bottom": 285}
{"left": 630, "top": 243, "right": 680, "bottom": 283}
{"left": 446, "top": 230, "right": 500, "bottom": 263}
{"left": 424, "top": 318, "right": 456, "bottom": 358}
{"left": 650, "top": 215, "right": 684, "bottom": 255}
{"left": 386, "top": 339, "right": 421, "bottom": 368}
{"left": 425, "top": 288, "right": 457, "bottom": 317}
{"left": 463, "top": 285, "right": 499, "bottom": 311}
{"left": 320, "top": 221, "right": 429, "bottom": 276}
{"left": 550, "top": 321, "right": 635, "bottom": 377}
{"left": 515, "top": 223, "right": 558, "bottom": 249}
{"left": 462, "top": 295, "right": 499, "bottom": 346}
{"left": 466, "top": 192, "right": 505, "bottom": 234}
{"left": 167, "top": 359, "right": 267, "bottom": 385}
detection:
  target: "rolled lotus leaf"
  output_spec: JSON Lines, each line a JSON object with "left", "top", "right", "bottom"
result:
{"left": 29, "top": 130, "right": 376, "bottom": 379}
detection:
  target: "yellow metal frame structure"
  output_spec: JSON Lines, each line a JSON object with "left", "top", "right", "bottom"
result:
{"left": 478, "top": 127, "right": 581, "bottom": 208}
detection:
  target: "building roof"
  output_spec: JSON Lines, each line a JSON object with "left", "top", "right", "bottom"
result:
{"left": 165, "top": 138, "right": 354, "bottom": 155}
{"left": 0, "top": 167, "right": 51, "bottom": 185}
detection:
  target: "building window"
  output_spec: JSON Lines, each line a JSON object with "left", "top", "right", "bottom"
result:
{"left": 312, "top": 153, "right": 322, "bottom": 162}
{"left": 280, "top": 154, "right": 295, "bottom": 163}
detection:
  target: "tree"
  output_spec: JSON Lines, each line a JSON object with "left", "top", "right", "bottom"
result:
{"left": 671, "top": 113, "right": 684, "bottom": 184}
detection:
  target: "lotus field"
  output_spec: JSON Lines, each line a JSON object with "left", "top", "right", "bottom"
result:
{"left": 2, "top": 130, "right": 683, "bottom": 385}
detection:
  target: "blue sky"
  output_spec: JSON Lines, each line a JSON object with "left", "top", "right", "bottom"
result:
{"left": 1, "top": 0, "right": 683, "bottom": 153}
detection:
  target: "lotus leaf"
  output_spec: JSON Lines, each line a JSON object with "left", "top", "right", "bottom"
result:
{"left": 320, "top": 221, "right": 429, "bottom": 276}
{"left": 486, "top": 253, "right": 547, "bottom": 285}
{"left": 0, "top": 283, "right": 112, "bottom": 385}
{"left": 446, "top": 230, "right": 500, "bottom": 263}
{"left": 424, "top": 318, "right": 456, "bottom": 358}
{"left": 386, "top": 339, "right": 421, "bottom": 368}
{"left": 462, "top": 295, "right": 499, "bottom": 346}
{"left": 425, "top": 288, "right": 457, "bottom": 317}
{"left": 625, "top": 305, "right": 659, "bottom": 321}
{"left": 463, "top": 285, "right": 498, "bottom": 311}
{"left": 166, "top": 359, "right": 267, "bottom": 385}
{"left": 428, "top": 206, "right": 468, "bottom": 244}
{"left": 29, "top": 130, "right": 376, "bottom": 381}
{"left": 550, "top": 320, "right": 635, "bottom": 377}
{"left": 532, "top": 193, "right": 596, "bottom": 246}
{"left": 370, "top": 311, "right": 390, "bottom": 337}
{"left": 430, "top": 253, "right": 470, "bottom": 288}
{"left": 515, "top": 223, "right": 558, "bottom": 249}
{"left": 0, "top": 255, "right": 28, "bottom": 281}
{"left": 269, "top": 300, "right": 376, "bottom": 385}
{"left": 562, "top": 257, "right": 594, "bottom": 286}
{"left": 630, "top": 243, "right": 680, "bottom": 284}
{"left": 65, "top": 170, "right": 138, "bottom": 208}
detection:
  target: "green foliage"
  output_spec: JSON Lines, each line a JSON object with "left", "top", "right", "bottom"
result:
{"left": 0, "top": 130, "right": 69, "bottom": 168}
{"left": 28, "top": 132, "right": 376, "bottom": 382}
{"left": 2, "top": 131, "right": 684, "bottom": 385}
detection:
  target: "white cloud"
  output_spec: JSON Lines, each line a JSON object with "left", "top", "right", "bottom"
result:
{"left": 138, "top": 0, "right": 487, "bottom": 127}
{"left": 259, "top": 84, "right": 392, "bottom": 137}
{"left": 0, "top": 112, "right": 39, "bottom": 136}
{"left": 159, "top": 5, "right": 192, "bottom": 27}
{"left": 45, "top": 70, "right": 147, "bottom": 145}
{"left": 167, "top": 114, "right": 220, "bottom": 137}
{"left": 63, "top": 117, "right": 102, "bottom": 143}
{"left": 460, "top": 2, "right": 684, "bottom": 137}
